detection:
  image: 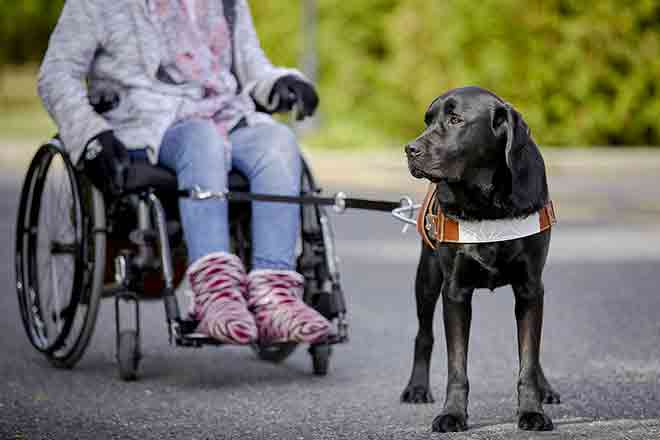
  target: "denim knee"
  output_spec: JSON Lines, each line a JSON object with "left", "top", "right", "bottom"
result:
{"left": 259, "top": 123, "right": 302, "bottom": 185}
{"left": 160, "top": 119, "right": 229, "bottom": 190}
{"left": 267, "top": 123, "right": 300, "bottom": 159}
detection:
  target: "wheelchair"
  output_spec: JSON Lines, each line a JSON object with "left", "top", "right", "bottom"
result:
{"left": 15, "top": 136, "right": 348, "bottom": 381}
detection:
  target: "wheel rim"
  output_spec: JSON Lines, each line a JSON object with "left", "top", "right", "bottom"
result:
{"left": 16, "top": 145, "right": 86, "bottom": 353}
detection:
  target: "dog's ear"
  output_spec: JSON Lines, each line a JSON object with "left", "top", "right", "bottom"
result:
{"left": 494, "top": 103, "right": 548, "bottom": 212}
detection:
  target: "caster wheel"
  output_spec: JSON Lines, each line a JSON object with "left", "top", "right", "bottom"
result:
{"left": 253, "top": 342, "right": 298, "bottom": 364}
{"left": 309, "top": 343, "right": 331, "bottom": 376}
{"left": 117, "top": 330, "right": 141, "bottom": 381}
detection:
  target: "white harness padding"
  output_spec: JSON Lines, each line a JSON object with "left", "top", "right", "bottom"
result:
{"left": 453, "top": 211, "right": 549, "bottom": 243}
{"left": 417, "top": 184, "right": 557, "bottom": 248}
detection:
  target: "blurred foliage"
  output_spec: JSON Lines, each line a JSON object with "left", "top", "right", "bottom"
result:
{"left": 0, "top": 65, "right": 55, "bottom": 139}
{"left": 381, "top": 0, "right": 660, "bottom": 145}
{"left": 0, "top": 0, "right": 65, "bottom": 65}
{"left": 2, "top": 0, "right": 660, "bottom": 146}
{"left": 259, "top": 0, "right": 660, "bottom": 146}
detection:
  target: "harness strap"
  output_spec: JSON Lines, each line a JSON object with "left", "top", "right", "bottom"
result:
{"left": 416, "top": 184, "right": 439, "bottom": 249}
{"left": 416, "top": 184, "right": 557, "bottom": 249}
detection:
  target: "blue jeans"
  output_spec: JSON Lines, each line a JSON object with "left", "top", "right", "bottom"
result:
{"left": 151, "top": 119, "right": 302, "bottom": 270}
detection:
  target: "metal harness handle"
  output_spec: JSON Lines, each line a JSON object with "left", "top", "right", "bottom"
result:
{"left": 179, "top": 187, "right": 421, "bottom": 232}
{"left": 181, "top": 187, "right": 406, "bottom": 213}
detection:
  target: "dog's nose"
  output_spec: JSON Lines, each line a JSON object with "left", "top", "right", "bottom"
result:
{"left": 405, "top": 143, "right": 422, "bottom": 158}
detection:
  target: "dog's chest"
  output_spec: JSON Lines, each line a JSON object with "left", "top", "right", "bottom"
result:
{"left": 448, "top": 243, "right": 512, "bottom": 291}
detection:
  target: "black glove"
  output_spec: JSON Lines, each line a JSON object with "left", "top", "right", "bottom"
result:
{"left": 269, "top": 75, "right": 319, "bottom": 119}
{"left": 83, "top": 130, "right": 130, "bottom": 197}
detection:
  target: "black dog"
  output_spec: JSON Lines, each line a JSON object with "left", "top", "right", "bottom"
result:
{"left": 401, "top": 86, "right": 559, "bottom": 432}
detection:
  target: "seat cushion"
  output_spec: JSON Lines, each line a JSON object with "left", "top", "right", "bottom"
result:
{"left": 124, "top": 161, "right": 178, "bottom": 193}
{"left": 124, "top": 160, "right": 250, "bottom": 194}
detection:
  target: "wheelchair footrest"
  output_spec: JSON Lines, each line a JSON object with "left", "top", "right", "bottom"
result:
{"left": 175, "top": 319, "right": 223, "bottom": 348}
{"left": 174, "top": 319, "right": 348, "bottom": 348}
{"left": 177, "top": 333, "right": 225, "bottom": 348}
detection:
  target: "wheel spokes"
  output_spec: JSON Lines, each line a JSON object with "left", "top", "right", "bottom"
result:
{"left": 31, "top": 154, "right": 80, "bottom": 349}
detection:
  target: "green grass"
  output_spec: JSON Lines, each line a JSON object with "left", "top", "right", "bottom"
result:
{"left": 0, "top": 66, "right": 56, "bottom": 141}
{"left": 301, "top": 115, "right": 404, "bottom": 150}
{"left": 0, "top": 108, "right": 56, "bottom": 141}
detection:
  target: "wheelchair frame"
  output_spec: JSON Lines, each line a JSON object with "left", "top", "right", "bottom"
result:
{"left": 16, "top": 138, "right": 348, "bottom": 380}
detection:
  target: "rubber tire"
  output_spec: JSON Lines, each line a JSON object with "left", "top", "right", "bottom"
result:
{"left": 310, "top": 343, "right": 331, "bottom": 376}
{"left": 117, "top": 330, "right": 141, "bottom": 381}
{"left": 15, "top": 144, "right": 105, "bottom": 367}
{"left": 253, "top": 342, "right": 299, "bottom": 363}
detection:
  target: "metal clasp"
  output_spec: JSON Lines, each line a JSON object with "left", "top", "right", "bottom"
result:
{"left": 391, "top": 197, "right": 421, "bottom": 234}
{"left": 190, "top": 185, "right": 227, "bottom": 201}
{"left": 114, "top": 254, "right": 128, "bottom": 286}
{"left": 333, "top": 192, "right": 347, "bottom": 214}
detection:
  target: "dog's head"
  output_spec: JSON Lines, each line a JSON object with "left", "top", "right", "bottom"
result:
{"left": 405, "top": 86, "right": 548, "bottom": 218}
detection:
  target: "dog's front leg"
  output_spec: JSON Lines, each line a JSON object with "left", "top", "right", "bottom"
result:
{"left": 513, "top": 283, "right": 554, "bottom": 431}
{"left": 401, "top": 245, "right": 442, "bottom": 404}
{"left": 431, "top": 287, "right": 473, "bottom": 433}
{"left": 537, "top": 364, "right": 560, "bottom": 404}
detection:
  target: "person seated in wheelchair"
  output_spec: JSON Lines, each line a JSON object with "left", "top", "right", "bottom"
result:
{"left": 38, "top": 0, "right": 330, "bottom": 345}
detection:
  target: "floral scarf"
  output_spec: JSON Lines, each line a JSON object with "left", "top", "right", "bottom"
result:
{"left": 148, "top": 0, "right": 252, "bottom": 144}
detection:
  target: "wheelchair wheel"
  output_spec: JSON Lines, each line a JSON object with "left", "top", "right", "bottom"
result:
{"left": 15, "top": 142, "right": 106, "bottom": 368}
{"left": 117, "top": 330, "right": 141, "bottom": 381}
{"left": 309, "top": 343, "right": 331, "bottom": 376}
{"left": 252, "top": 342, "right": 298, "bottom": 363}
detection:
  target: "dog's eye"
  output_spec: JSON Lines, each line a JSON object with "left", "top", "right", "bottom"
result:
{"left": 424, "top": 110, "right": 438, "bottom": 126}
{"left": 448, "top": 115, "right": 463, "bottom": 126}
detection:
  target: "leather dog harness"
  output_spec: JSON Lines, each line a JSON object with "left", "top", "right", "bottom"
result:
{"left": 416, "top": 184, "right": 557, "bottom": 249}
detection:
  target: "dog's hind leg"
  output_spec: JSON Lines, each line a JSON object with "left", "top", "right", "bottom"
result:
{"left": 401, "top": 245, "right": 443, "bottom": 404}
{"left": 431, "top": 286, "right": 473, "bottom": 433}
{"left": 513, "top": 283, "right": 554, "bottom": 431}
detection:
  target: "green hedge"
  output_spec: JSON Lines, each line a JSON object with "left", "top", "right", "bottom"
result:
{"left": 380, "top": 0, "right": 660, "bottom": 146}
{"left": 261, "top": 0, "right": 660, "bottom": 146}
{"left": 3, "top": 1, "right": 660, "bottom": 146}
{"left": 0, "top": 1, "right": 65, "bottom": 65}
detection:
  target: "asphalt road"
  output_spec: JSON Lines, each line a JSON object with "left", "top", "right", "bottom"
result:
{"left": 1, "top": 165, "right": 660, "bottom": 439}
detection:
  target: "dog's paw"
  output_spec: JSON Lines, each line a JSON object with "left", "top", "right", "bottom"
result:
{"left": 431, "top": 413, "right": 468, "bottom": 433}
{"left": 400, "top": 384, "right": 434, "bottom": 404}
{"left": 518, "top": 411, "right": 554, "bottom": 431}
{"left": 541, "top": 387, "right": 561, "bottom": 404}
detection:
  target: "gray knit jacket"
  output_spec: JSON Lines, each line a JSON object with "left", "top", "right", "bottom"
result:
{"left": 38, "top": 0, "right": 306, "bottom": 164}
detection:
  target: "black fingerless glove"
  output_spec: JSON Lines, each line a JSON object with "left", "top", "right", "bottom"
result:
{"left": 269, "top": 75, "right": 319, "bottom": 119}
{"left": 83, "top": 130, "right": 130, "bottom": 197}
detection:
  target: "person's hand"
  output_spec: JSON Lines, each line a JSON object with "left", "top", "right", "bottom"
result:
{"left": 270, "top": 75, "right": 319, "bottom": 119}
{"left": 83, "top": 130, "right": 130, "bottom": 197}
